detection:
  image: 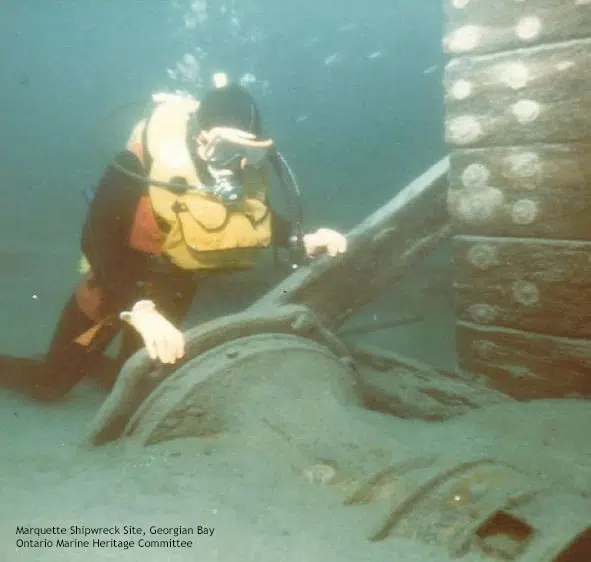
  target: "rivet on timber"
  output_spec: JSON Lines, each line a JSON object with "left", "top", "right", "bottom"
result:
{"left": 468, "top": 303, "right": 497, "bottom": 324}
{"left": 512, "top": 281, "right": 539, "bottom": 306}
{"left": 515, "top": 16, "right": 542, "bottom": 41}
{"left": 445, "top": 25, "right": 482, "bottom": 53}
{"left": 472, "top": 339, "right": 495, "bottom": 359}
{"left": 511, "top": 198, "right": 538, "bottom": 224}
{"left": 556, "top": 60, "right": 575, "bottom": 72}
{"left": 452, "top": 0, "right": 471, "bottom": 8}
{"left": 504, "top": 152, "right": 541, "bottom": 182}
{"left": 447, "top": 116, "right": 483, "bottom": 144}
{"left": 291, "top": 312, "right": 316, "bottom": 334}
{"left": 500, "top": 62, "right": 529, "bottom": 90}
{"left": 512, "top": 99, "right": 541, "bottom": 124}
{"left": 467, "top": 243, "right": 499, "bottom": 270}
{"left": 457, "top": 187, "right": 503, "bottom": 221}
{"left": 461, "top": 163, "right": 490, "bottom": 189}
{"left": 303, "top": 463, "right": 337, "bottom": 486}
{"left": 451, "top": 79, "right": 472, "bottom": 100}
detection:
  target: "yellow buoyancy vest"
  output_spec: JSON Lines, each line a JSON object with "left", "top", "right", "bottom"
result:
{"left": 143, "top": 96, "right": 273, "bottom": 271}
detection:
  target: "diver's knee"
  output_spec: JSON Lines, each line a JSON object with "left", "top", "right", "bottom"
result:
{"left": 27, "top": 373, "right": 77, "bottom": 402}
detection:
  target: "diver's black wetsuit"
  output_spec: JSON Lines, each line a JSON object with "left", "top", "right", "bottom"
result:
{"left": 1, "top": 150, "right": 292, "bottom": 400}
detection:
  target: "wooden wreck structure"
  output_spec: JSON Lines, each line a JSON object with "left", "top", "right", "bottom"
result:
{"left": 445, "top": 0, "right": 591, "bottom": 399}
{"left": 251, "top": 0, "right": 591, "bottom": 402}
{"left": 83, "top": 1, "right": 591, "bottom": 559}
{"left": 86, "top": 0, "right": 591, "bottom": 445}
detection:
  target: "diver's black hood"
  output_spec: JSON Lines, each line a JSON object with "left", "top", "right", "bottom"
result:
{"left": 189, "top": 84, "right": 262, "bottom": 137}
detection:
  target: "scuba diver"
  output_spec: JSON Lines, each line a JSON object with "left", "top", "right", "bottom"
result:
{"left": 0, "top": 74, "right": 347, "bottom": 401}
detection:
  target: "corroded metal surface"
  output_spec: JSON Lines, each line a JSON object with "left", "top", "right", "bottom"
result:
{"left": 86, "top": 302, "right": 507, "bottom": 448}
{"left": 86, "top": 317, "right": 590, "bottom": 560}
{"left": 344, "top": 456, "right": 591, "bottom": 560}
{"left": 122, "top": 334, "right": 361, "bottom": 449}
{"left": 86, "top": 305, "right": 350, "bottom": 446}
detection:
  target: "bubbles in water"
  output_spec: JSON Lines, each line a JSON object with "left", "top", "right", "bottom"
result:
{"left": 338, "top": 22, "right": 356, "bottom": 33}
{"left": 324, "top": 52, "right": 344, "bottom": 66}
{"left": 184, "top": 0, "right": 208, "bottom": 28}
{"left": 239, "top": 72, "right": 270, "bottom": 96}
{"left": 165, "top": 0, "right": 268, "bottom": 95}
{"left": 239, "top": 72, "right": 256, "bottom": 85}
{"left": 165, "top": 45, "right": 207, "bottom": 90}
{"left": 179, "top": 53, "right": 201, "bottom": 82}
{"left": 305, "top": 20, "right": 387, "bottom": 70}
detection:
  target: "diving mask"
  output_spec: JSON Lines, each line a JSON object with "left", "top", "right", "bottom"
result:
{"left": 197, "top": 127, "right": 273, "bottom": 204}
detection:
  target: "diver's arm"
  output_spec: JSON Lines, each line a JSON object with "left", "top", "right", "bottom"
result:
{"left": 82, "top": 150, "right": 186, "bottom": 364}
{"left": 271, "top": 211, "right": 347, "bottom": 261}
{"left": 81, "top": 150, "right": 152, "bottom": 316}
{"left": 270, "top": 210, "right": 293, "bottom": 248}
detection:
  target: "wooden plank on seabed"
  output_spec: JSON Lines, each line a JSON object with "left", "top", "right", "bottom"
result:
{"left": 453, "top": 236, "right": 591, "bottom": 340}
{"left": 249, "top": 158, "right": 451, "bottom": 330}
{"left": 445, "top": 39, "right": 591, "bottom": 148}
{"left": 456, "top": 321, "right": 591, "bottom": 399}
{"left": 448, "top": 145, "right": 591, "bottom": 240}
{"left": 444, "top": 0, "right": 591, "bottom": 56}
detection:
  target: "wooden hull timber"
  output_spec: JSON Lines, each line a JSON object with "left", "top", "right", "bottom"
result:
{"left": 445, "top": 0, "right": 591, "bottom": 398}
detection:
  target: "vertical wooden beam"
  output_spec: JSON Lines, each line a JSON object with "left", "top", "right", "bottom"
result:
{"left": 445, "top": 0, "right": 591, "bottom": 398}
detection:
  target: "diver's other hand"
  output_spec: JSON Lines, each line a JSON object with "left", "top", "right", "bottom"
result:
{"left": 119, "top": 300, "right": 185, "bottom": 364}
{"left": 303, "top": 228, "right": 347, "bottom": 258}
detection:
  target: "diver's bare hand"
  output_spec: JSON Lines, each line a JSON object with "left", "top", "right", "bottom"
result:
{"left": 303, "top": 228, "right": 347, "bottom": 258}
{"left": 120, "top": 300, "right": 185, "bottom": 364}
